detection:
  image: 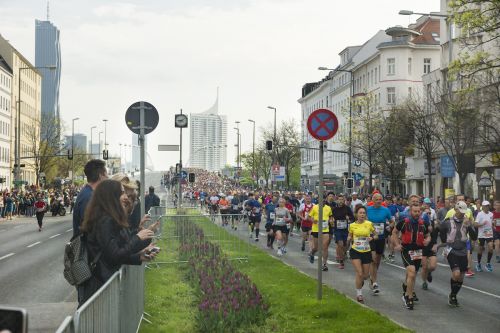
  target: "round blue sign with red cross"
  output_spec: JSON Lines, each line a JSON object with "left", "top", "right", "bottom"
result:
{"left": 307, "top": 109, "right": 339, "bottom": 141}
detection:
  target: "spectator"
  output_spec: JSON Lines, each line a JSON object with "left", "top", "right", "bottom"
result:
{"left": 144, "top": 186, "right": 160, "bottom": 213}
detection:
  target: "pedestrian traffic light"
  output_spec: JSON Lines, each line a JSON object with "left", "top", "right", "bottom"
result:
{"left": 347, "top": 178, "right": 354, "bottom": 189}
{"left": 188, "top": 172, "right": 195, "bottom": 183}
{"left": 67, "top": 149, "right": 73, "bottom": 160}
{"left": 266, "top": 140, "right": 273, "bottom": 151}
{"left": 103, "top": 150, "right": 109, "bottom": 160}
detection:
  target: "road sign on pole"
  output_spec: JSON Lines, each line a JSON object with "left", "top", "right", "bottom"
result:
{"left": 306, "top": 108, "right": 339, "bottom": 300}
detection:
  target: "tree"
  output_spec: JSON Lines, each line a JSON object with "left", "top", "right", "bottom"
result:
{"left": 402, "top": 94, "right": 442, "bottom": 197}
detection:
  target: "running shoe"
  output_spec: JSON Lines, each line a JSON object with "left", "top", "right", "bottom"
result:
{"left": 282, "top": 247, "right": 287, "bottom": 254}
{"left": 402, "top": 295, "right": 413, "bottom": 310}
{"left": 402, "top": 283, "right": 407, "bottom": 294}
{"left": 372, "top": 283, "right": 380, "bottom": 295}
{"left": 357, "top": 295, "right": 364, "bottom": 304}
{"left": 339, "top": 263, "right": 345, "bottom": 269}
{"left": 301, "top": 242, "right": 305, "bottom": 252}
{"left": 475, "top": 263, "right": 483, "bottom": 272}
{"left": 255, "top": 237, "right": 259, "bottom": 242}
{"left": 422, "top": 282, "right": 428, "bottom": 290}
{"left": 485, "top": 263, "right": 493, "bottom": 272}
{"left": 465, "top": 269, "right": 475, "bottom": 277}
{"left": 309, "top": 254, "right": 315, "bottom": 264}
{"left": 448, "top": 294, "right": 459, "bottom": 307}
{"left": 412, "top": 292, "right": 419, "bottom": 302}
{"left": 427, "top": 272, "right": 433, "bottom": 283}
{"left": 322, "top": 264, "right": 328, "bottom": 272}
{"left": 277, "top": 248, "right": 283, "bottom": 257}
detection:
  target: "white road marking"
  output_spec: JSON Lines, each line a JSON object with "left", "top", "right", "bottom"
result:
{"left": 49, "top": 233, "right": 61, "bottom": 239}
{"left": 27, "top": 241, "right": 41, "bottom": 248}
{"left": 0, "top": 253, "right": 15, "bottom": 260}
{"left": 65, "top": 229, "right": 72, "bottom": 233}
{"left": 384, "top": 262, "right": 500, "bottom": 299}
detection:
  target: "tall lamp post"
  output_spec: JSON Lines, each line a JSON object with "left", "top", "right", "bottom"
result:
{"left": 15, "top": 65, "right": 56, "bottom": 188}
{"left": 318, "top": 66, "right": 354, "bottom": 192}
{"left": 103, "top": 119, "right": 108, "bottom": 164}
{"left": 98, "top": 131, "right": 103, "bottom": 159}
{"left": 234, "top": 121, "right": 241, "bottom": 182}
{"left": 267, "top": 106, "right": 277, "bottom": 190}
{"left": 90, "top": 125, "right": 96, "bottom": 158}
{"left": 71, "top": 117, "right": 80, "bottom": 184}
{"left": 248, "top": 119, "right": 256, "bottom": 185}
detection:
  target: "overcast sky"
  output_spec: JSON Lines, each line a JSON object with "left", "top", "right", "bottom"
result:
{"left": 0, "top": 0, "right": 439, "bottom": 171}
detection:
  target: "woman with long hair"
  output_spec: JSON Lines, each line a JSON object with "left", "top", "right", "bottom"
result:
{"left": 79, "top": 179, "right": 156, "bottom": 305}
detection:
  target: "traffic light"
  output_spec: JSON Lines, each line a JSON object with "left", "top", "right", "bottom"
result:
{"left": 347, "top": 178, "right": 354, "bottom": 189}
{"left": 188, "top": 173, "right": 195, "bottom": 183}
{"left": 103, "top": 150, "right": 109, "bottom": 160}
{"left": 67, "top": 149, "right": 73, "bottom": 160}
{"left": 266, "top": 140, "right": 273, "bottom": 151}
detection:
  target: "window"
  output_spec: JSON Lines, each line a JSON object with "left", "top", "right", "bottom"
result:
{"left": 387, "top": 87, "right": 396, "bottom": 104}
{"left": 374, "top": 67, "right": 378, "bottom": 83}
{"left": 408, "top": 58, "right": 412, "bottom": 75}
{"left": 387, "top": 58, "right": 395, "bottom": 75}
{"left": 424, "top": 58, "right": 431, "bottom": 74}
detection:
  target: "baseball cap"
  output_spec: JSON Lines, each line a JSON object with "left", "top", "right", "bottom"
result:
{"left": 423, "top": 198, "right": 432, "bottom": 204}
{"left": 482, "top": 200, "right": 490, "bottom": 206}
{"left": 352, "top": 192, "right": 358, "bottom": 195}
{"left": 455, "top": 201, "right": 468, "bottom": 214}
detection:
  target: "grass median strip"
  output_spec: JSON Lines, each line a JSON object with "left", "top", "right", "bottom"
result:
{"left": 142, "top": 213, "right": 411, "bottom": 333}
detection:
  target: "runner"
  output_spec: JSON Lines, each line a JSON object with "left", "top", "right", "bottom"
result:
{"left": 350, "top": 192, "right": 363, "bottom": 211}
{"left": 34, "top": 193, "right": 47, "bottom": 231}
{"left": 308, "top": 200, "right": 333, "bottom": 271}
{"left": 347, "top": 205, "right": 376, "bottom": 303}
{"left": 332, "top": 194, "right": 354, "bottom": 269}
{"left": 392, "top": 204, "right": 431, "bottom": 310}
{"left": 208, "top": 192, "right": 220, "bottom": 221}
{"left": 324, "top": 192, "right": 337, "bottom": 247}
{"left": 245, "top": 192, "right": 262, "bottom": 242}
{"left": 421, "top": 201, "right": 439, "bottom": 290}
{"left": 494, "top": 200, "right": 500, "bottom": 263}
{"left": 366, "top": 193, "right": 394, "bottom": 294}
{"left": 264, "top": 195, "right": 277, "bottom": 249}
{"left": 474, "top": 200, "right": 494, "bottom": 272}
{"left": 273, "top": 198, "right": 293, "bottom": 256}
{"left": 218, "top": 194, "right": 230, "bottom": 226}
{"left": 230, "top": 191, "right": 240, "bottom": 230}
{"left": 298, "top": 195, "right": 314, "bottom": 252}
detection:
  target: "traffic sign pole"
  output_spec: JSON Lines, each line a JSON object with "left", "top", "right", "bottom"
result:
{"left": 178, "top": 109, "right": 183, "bottom": 210}
{"left": 317, "top": 140, "right": 324, "bottom": 300}
{"left": 139, "top": 103, "right": 146, "bottom": 217}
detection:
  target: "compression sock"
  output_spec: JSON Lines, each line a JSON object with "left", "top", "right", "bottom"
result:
{"left": 477, "top": 253, "right": 482, "bottom": 264}
{"left": 451, "top": 279, "right": 463, "bottom": 295}
{"left": 487, "top": 252, "right": 493, "bottom": 263}
{"left": 267, "top": 234, "right": 271, "bottom": 244}
{"left": 255, "top": 228, "right": 260, "bottom": 238}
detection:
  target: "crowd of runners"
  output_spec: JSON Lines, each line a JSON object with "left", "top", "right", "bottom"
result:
{"left": 179, "top": 183, "right": 499, "bottom": 310}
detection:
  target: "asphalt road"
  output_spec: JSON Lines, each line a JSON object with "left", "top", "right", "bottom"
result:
{"left": 183, "top": 203, "right": 500, "bottom": 333}
{"left": 0, "top": 213, "right": 77, "bottom": 333}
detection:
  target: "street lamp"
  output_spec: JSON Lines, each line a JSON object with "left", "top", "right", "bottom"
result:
{"left": 98, "top": 131, "right": 103, "bottom": 158}
{"left": 398, "top": 10, "right": 452, "bottom": 66}
{"left": 103, "top": 119, "right": 108, "bottom": 166}
{"left": 71, "top": 117, "right": 80, "bottom": 184}
{"left": 234, "top": 121, "right": 241, "bottom": 170}
{"left": 267, "top": 106, "right": 277, "bottom": 189}
{"left": 248, "top": 119, "right": 256, "bottom": 184}
{"left": 318, "top": 66, "right": 354, "bottom": 192}
{"left": 15, "top": 65, "right": 56, "bottom": 188}
{"left": 90, "top": 125, "right": 97, "bottom": 157}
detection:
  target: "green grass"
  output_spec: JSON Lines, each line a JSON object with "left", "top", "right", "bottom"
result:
{"left": 141, "top": 213, "right": 412, "bottom": 333}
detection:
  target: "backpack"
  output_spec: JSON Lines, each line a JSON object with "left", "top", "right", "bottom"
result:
{"left": 63, "top": 233, "right": 102, "bottom": 286}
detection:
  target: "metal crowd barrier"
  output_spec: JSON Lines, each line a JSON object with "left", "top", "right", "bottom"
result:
{"left": 54, "top": 265, "right": 145, "bottom": 333}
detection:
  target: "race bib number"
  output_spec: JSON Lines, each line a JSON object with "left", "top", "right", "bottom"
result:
{"left": 322, "top": 220, "right": 329, "bottom": 231}
{"left": 337, "top": 220, "right": 347, "bottom": 229}
{"left": 276, "top": 217, "right": 284, "bottom": 223}
{"left": 232, "top": 205, "right": 239, "bottom": 210}
{"left": 483, "top": 227, "right": 493, "bottom": 238}
{"left": 270, "top": 213, "right": 275, "bottom": 220}
{"left": 353, "top": 237, "right": 370, "bottom": 251}
{"left": 254, "top": 208, "right": 261, "bottom": 214}
{"left": 286, "top": 223, "right": 291, "bottom": 229}
{"left": 495, "top": 219, "right": 500, "bottom": 227}
{"left": 374, "top": 224, "right": 385, "bottom": 236}
{"left": 409, "top": 249, "right": 422, "bottom": 261}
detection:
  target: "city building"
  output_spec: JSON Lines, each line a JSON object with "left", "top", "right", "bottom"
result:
{"left": 189, "top": 94, "right": 227, "bottom": 172}
{"left": 298, "top": 17, "right": 441, "bottom": 194}
{"left": 35, "top": 18, "right": 61, "bottom": 125}
{"left": 64, "top": 134, "right": 87, "bottom": 152}
{"left": 0, "top": 34, "right": 42, "bottom": 186}
{"left": 0, "top": 55, "right": 12, "bottom": 189}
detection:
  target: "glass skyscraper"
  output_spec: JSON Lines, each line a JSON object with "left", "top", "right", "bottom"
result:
{"left": 35, "top": 19, "right": 61, "bottom": 121}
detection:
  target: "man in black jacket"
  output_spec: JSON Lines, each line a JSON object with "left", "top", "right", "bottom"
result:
{"left": 145, "top": 186, "right": 160, "bottom": 213}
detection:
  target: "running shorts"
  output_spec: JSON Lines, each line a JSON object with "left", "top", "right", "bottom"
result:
{"left": 370, "top": 239, "right": 386, "bottom": 255}
{"left": 478, "top": 238, "right": 493, "bottom": 247}
{"left": 349, "top": 249, "right": 372, "bottom": 264}
{"left": 401, "top": 249, "right": 422, "bottom": 271}
{"left": 422, "top": 244, "right": 436, "bottom": 257}
{"left": 447, "top": 252, "right": 468, "bottom": 272}
{"left": 249, "top": 215, "right": 261, "bottom": 224}
{"left": 494, "top": 231, "right": 500, "bottom": 241}
{"left": 334, "top": 230, "right": 348, "bottom": 244}
{"left": 301, "top": 226, "right": 312, "bottom": 232}
{"left": 273, "top": 225, "right": 288, "bottom": 234}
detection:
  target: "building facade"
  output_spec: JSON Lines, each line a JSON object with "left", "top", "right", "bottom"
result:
{"left": 64, "top": 134, "right": 87, "bottom": 152}
{"left": 35, "top": 19, "right": 61, "bottom": 122}
{"left": 189, "top": 95, "right": 227, "bottom": 172}
{"left": 0, "top": 34, "right": 42, "bottom": 187}
{"left": 299, "top": 17, "right": 441, "bottom": 194}
{"left": 0, "top": 56, "right": 12, "bottom": 189}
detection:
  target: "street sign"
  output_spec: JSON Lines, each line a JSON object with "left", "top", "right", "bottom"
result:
{"left": 180, "top": 170, "right": 188, "bottom": 179}
{"left": 307, "top": 109, "right": 339, "bottom": 141}
{"left": 125, "top": 101, "right": 159, "bottom": 135}
{"left": 272, "top": 164, "right": 280, "bottom": 175}
{"left": 158, "top": 145, "right": 179, "bottom": 151}
{"left": 354, "top": 159, "right": 361, "bottom": 167}
{"left": 478, "top": 170, "right": 492, "bottom": 187}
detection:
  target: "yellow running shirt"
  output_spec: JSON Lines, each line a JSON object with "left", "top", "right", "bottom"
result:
{"left": 309, "top": 204, "right": 333, "bottom": 233}
{"left": 349, "top": 221, "right": 374, "bottom": 253}
{"left": 444, "top": 208, "right": 473, "bottom": 220}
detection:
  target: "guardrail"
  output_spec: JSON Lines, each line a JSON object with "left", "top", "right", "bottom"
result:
{"left": 54, "top": 265, "right": 144, "bottom": 333}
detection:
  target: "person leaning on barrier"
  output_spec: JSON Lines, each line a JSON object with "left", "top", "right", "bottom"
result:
{"left": 78, "top": 179, "right": 157, "bottom": 306}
